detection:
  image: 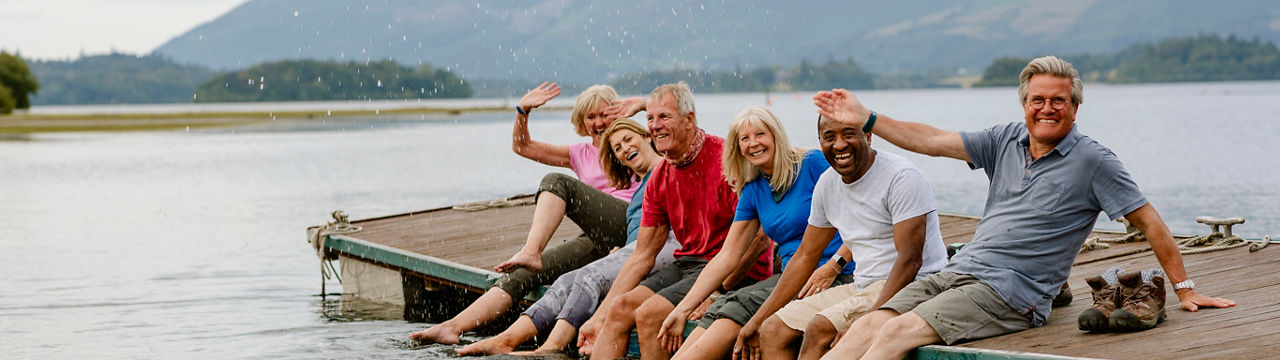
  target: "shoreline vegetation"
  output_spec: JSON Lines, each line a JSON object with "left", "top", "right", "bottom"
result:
{"left": 0, "top": 105, "right": 568, "bottom": 133}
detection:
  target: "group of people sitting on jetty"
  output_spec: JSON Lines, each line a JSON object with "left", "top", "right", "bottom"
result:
{"left": 409, "top": 56, "right": 1235, "bottom": 359}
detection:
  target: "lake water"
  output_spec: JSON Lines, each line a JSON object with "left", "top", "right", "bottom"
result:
{"left": 3, "top": 82, "right": 1278, "bottom": 359}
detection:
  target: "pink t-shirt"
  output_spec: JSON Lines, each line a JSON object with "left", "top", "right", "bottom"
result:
{"left": 641, "top": 135, "right": 773, "bottom": 281}
{"left": 569, "top": 142, "right": 638, "bottom": 201}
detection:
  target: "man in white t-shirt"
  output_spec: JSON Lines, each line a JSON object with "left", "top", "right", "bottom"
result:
{"left": 733, "top": 114, "right": 948, "bottom": 360}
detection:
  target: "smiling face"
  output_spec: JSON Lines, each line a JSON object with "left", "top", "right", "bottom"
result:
{"left": 646, "top": 92, "right": 695, "bottom": 159}
{"left": 737, "top": 122, "right": 775, "bottom": 175}
{"left": 1022, "top": 74, "right": 1078, "bottom": 151}
{"left": 584, "top": 101, "right": 616, "bottom": 146}
{"left": 608, "top": 128, "right": 656, "bottom": 174}
{"left": 819, "top": 115, "right": 875, "bottom": 183}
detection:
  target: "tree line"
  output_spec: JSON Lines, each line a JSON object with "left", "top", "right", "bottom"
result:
{"left": 608, "top": 58, "right": 876, "bottom": 95}
{"left": 976, "top": 35, "right": 1280, "bottom": 86}
{"left": 29, "top": 53, "right": 212, "bottom": 106}
{"left": 193, "top": 59, "right": 471, "bottom": 102}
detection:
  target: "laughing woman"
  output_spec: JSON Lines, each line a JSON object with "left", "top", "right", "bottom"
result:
{"left": 657, "top": 106, "right": 856, "bottom": 360}
{"left": 410, "top": 83, "right": 643, "bottom": 345}
{"left": 457, "top": 119, "right": 682, "bottom": 356}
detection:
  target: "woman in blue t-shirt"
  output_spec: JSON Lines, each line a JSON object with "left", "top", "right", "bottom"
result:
{"left": 657, "top": 106, "right": 856, "bottom": 359}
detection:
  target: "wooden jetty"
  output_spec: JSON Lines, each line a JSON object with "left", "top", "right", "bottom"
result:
{"left": 309, "top": 195, "right": 1279, "bottom": 359}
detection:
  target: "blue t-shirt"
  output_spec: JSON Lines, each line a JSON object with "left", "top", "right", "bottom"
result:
{"left": 952, "top": 122, "right": 1147, "bottom": 326}
{"left": 625, "top": 173, "right": 652, "bottom": 245}
{"left": 734, "top": 149, "right": 853, "bottom": 274}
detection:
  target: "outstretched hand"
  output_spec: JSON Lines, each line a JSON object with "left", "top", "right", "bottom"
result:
{"left": 1177, "top": 289, "right": 1236, "bottom": 312}
{"left": 519, "top": 81, "right": 562, "bottom": 112}
{"left": 813, "top": 89, "right": 871, "bottom": 127}
{"left": 604, "top": 97, "right": 646, "bottom": 119}
{"left": 733, "top": 320, "right": 762, "bottom": 360}
{"left": 657, "top": 310, "right": 689, "bottom": 353}
{"left": 577, "top": 317, "right": 601, "bottom": 355}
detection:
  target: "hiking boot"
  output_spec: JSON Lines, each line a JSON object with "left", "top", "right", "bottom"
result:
{"left": 1052, "top": 282, "right": 1072, "bottom": 308}
{"left": 1109, "top": 272, "right": 1167, "bottom": 331}
{"left": 1077, "top": 275, "right": 1119, "bottom": 332}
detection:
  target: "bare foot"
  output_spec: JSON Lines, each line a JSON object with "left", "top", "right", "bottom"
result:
{"left": 494, "top": 251, "right": 543, "bottom": 273}
{"left": 408, "top": 324, "right": 461, "bottom": 345}
{"left": 456, "top": 336, "right": 519, "bottom": 356}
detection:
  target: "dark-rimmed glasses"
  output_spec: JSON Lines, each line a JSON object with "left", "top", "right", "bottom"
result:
{"left": 1027, "top": 96, "right": 1069, "bottom": 110}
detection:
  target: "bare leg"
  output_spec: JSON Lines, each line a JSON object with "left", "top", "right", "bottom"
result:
{"left": 634, "top": 296, "right": 677, "bottom": 360}
{"left": 591, "top": 287, "right": 654, "bottom": 359}
{"left": 520, "top": 319, "right": 578, "bottom": 354}
{"left": 816, "top": 309, "right": 898, "bottom": 360}
{"left": 408, "top": 288, "right": 514, "bottom": 344}
{"left": 855, "top": 312, "right": 941, "bottom": 360}
{"left": 760, "top": 314, "right": 804, "bottom": 360}
{"left": 494, "top": 192, "right": 567, "bottom": 273}
{"left": 456, "top": 315, "right": 538, "bottom": 356}
{"left": 671, "top": 319, "right": 740, "bottom": 360}
{"left": 797, "top": 316, "right": 838, "bottom": 360}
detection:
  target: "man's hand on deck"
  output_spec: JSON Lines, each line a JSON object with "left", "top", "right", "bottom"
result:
{"left": 1176, "top": 289, "right": 1236, "bottom": 312}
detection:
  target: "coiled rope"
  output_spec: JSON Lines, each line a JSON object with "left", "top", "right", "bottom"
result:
{"left": 307, "top": 210, "right": 362, "bottom": 293}
{"left": 1080, "top": 219, "right": 1146, "bottom": 253}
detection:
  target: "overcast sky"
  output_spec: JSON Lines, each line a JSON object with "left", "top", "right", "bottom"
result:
{"left": 0, "top": 0, "right": 249, "bottom": 60}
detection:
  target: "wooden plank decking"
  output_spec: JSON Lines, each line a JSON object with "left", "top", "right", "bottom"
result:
{"left": 320, "top": 196, "right": 1280, "bottom": 359}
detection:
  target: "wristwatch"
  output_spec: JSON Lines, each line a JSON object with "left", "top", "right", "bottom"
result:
{"left": 1173, "top": 279, "right": 1195, "bottom": 291}
{"left": 828, "top": 254, "right": 849, "bottom": 270}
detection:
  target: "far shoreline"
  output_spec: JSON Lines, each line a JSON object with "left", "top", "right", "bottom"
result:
{"left": 0, "top": 105, "right": 571, "bottom": 133}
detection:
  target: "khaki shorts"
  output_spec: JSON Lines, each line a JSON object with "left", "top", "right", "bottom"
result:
{"left": 775, "top": 279, "right": 885, "bottom": 331}
{"left": 880, "top": 272, "right": 1032, "bottom": 345}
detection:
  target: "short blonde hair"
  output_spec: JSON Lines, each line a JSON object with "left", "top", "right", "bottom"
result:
{"left": 598, "top": 118, "right": 653, "bottom": 190}
{"left": 571, "top": 85, "right": 619, "bottom": 137}
{"left": 722, "top": 106, "right": 806, "bottom": 193}
{"left": 1018, "top": 56, "right": 1084, "bottom": 106}
{"left": 648, "top": 81, "right": 696, "bottom": 117}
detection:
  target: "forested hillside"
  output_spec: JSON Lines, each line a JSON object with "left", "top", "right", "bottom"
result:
{"left": 29, "top": 53, "right": 214, "bottom": 105}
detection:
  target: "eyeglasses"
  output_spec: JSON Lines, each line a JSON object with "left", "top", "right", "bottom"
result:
{"left": 1027, "top": 96, "right": 1070, "bottom": 110}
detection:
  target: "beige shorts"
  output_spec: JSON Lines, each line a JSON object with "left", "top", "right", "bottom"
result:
{"left": 774, "top": 279, "right": 886, "bottom": 331}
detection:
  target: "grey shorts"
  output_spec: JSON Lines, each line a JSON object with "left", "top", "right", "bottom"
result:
{"left": 699, "top": 272, "right": 856, "bottom": 328}
{"left": 880, "top": 272, "right": 1033, "bottom": 345}
{"left": 637, "top": 257, "right": 710, "bottom": 305}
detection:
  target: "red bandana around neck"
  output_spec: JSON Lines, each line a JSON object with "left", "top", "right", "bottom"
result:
{"left": 666, "top": 127, "right": 707, "bottom": 168}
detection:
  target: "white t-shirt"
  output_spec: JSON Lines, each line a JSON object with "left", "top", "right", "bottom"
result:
{"left": 808, "top": 150, "right": 947, "bottom": 290}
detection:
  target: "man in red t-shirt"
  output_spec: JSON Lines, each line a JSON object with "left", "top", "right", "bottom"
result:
{"left": 582, "top": 82, "right": 773, "bottom": 359}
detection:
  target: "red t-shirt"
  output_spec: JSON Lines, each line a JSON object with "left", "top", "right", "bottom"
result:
{"left": 642, "top": 134, "right": 773, "bottom": 281}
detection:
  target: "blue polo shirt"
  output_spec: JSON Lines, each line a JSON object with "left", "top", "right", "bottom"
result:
{"left": 734, "top": 149, "right": 853, "bottom": 274}
{"left": 948, "top": 122, "right": 1147, "bottom": 326}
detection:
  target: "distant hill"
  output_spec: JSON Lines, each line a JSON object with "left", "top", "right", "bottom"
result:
{"left": 153, "top": 0, "right": 1280, "bottom": 89}
{"left": 193, "top": 59, "right": 470, "bottom": 102}
{"left": 28, "top": 53, "right": 214, "bottom": 105}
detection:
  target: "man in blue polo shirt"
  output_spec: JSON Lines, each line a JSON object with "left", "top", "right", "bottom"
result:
{"left": 810, "top": 55, "right": 1235, "bottom": 359}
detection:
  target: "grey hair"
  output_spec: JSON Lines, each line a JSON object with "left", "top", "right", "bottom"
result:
{"left": 1017, "top": 56, "right": 1084, "bottom": 106}
{"left": 649, "top": 81, "right": 696, "bottom": 117}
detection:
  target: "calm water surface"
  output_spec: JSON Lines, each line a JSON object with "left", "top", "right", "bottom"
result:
{"left": 3, "top": 82, "right": 1277, "bottom": 359}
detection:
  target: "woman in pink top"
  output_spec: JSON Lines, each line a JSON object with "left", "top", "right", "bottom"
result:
{"left": 410, "top": 82, "right": 645, "bottom": 346}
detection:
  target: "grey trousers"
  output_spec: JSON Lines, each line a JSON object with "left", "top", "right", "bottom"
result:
{"left": 523, "top": 233, "right": 681, "bottom": 332}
